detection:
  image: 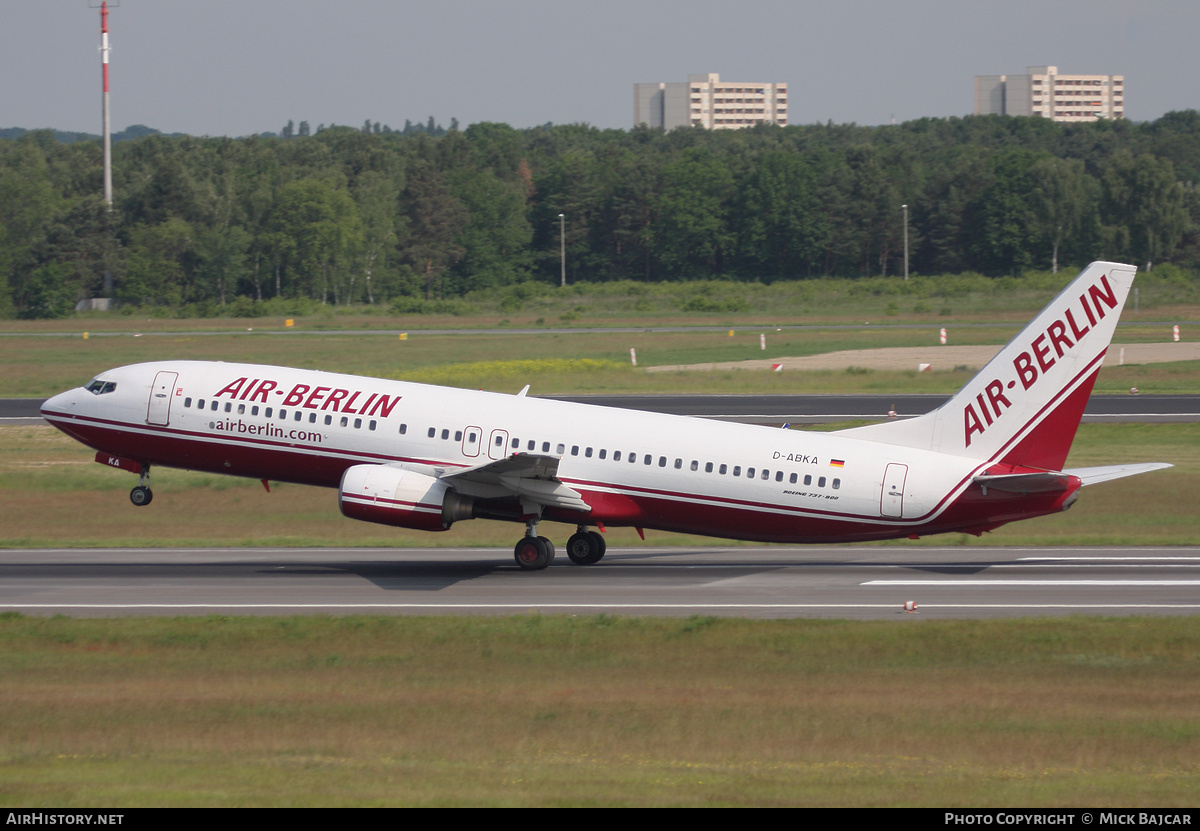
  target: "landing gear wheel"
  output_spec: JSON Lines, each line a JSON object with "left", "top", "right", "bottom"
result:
{"left": 587, "top": 531, "right": 606, "bottom": 561}
{"left": 566, "top": 531, "right": 606, "bottom": 565}
{"left": 514, "top": 536, "right": 554, "bottom": 570}
{"left": 130, "top": 486, "right": 153, "bottom": 507}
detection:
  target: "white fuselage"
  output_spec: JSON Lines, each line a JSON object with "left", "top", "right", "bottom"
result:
{"left": 42, "top": 360, "right": 1050, "bottom": 544}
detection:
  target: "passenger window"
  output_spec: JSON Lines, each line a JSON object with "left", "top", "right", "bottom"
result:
{"left": 399, "top": 424, "right": 408, "bottom": 435}
{"left": 455, "top": 430, "right": 463, "bottom": 441}
{"left": 542, "top": 442, "right": 550, "bottom": 452}
{"left": 354, "top": 418, "right": 362, "bottom": 429}
{"left": 369, "top": 420, "right": 377, "bottom": 431}
{"left": 428, "top": 428, "right": 436, "bottom": 438}
{"left": 630, "top": 453, "right": 637, "bottom": 464}
{"left": 832, "top": 478, "right": 840, "bottom": 490}
{"left": 644, "top": 455, "right": 652, "bottom": 465}
{"left": 340, "top": 417, "right": 348, "bottom": 427}
{"left": 761, "top": 469, "right": 770, "bottom": 480}
{"left": 279, "top": 409, "right": 287, "bottom": 419}
{"left": 598, "top": 449, "right": 607, "bottom": 460}
{"left": 804, "top": 475, "right": 812, "bottom": 485}
{"left": 225, "top": 403, "right": 232, "bottom": 413}
{"left": 775, "top": 471, "right": 783, "bottom": 482}
{"left": 790, "top": 473, "right": 798, "bottom": 484}
{"left": 818, "top": 476, "right": 826, "bottom": 488}
{"left": 238, "top": 404, "right": 246, "bottom": 415}
{"left": 732, "top": 466, "right": 741, "bottom": 476}
{"left": 527, "top": 440, "right": 535, "bottom": 451}
{"left": 198, "top": 400, "right": 206, "bottom": 410}
{"left": 265, "top": 407, "right": 272, "bottom": 417}
{"left": 674, "top": 459, "right": 682, "bottom": 469}
{"left": 704, "top": 462, "right": 712, "bottom": 473}
{"left": 571, "top": 446, "right": 579, "bottom": 456}
{"left": 747, "top": 468, "right": 755, "bottom": 478}
{"left": 441, "top": 429, "right": 450, "bottom": 440}
{"left": 309, "top": 413, "right": 316, "bottom": 423}
{"left": 211, "top": 401, "right": 219, "bottom": 411}
{"left": 614, "top": 451, "right": 622, "bottom": 461}
{"left": 691, "top": 461, "right": 699, "bottom": 471}
{"left": 468, "top": 432, "right": 477, "bottom": 443}
{"left": 556, "top": 444, "right": 565, "bottom": 454}
{"left": 252, "top": 406, "right": 260, "bottom": 416}
{"left": 498, "top": 436, "right": 507, "bottom": 447}
{"left": 185, "top": 397, "right": 192, "bottom": 408}
{"left": 294, "top": 411, "right": 302, "bottom": 421}
{"left": 325, "top": 414, "right": 333, "bottom": 425}
{"left": 719, "top": 464, "right": 727, "bottom": 475}
{"left": 658, "top": 457, "right": 666, "bottom": 467}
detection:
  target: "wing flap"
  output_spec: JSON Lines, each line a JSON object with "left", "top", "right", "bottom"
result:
{"left": 439, "top": 453, "right": 591, "bottom": 512}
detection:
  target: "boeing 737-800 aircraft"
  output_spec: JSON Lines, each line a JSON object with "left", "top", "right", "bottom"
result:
{"left": 41, "top": 261, "right": 1169, "bottom": 569}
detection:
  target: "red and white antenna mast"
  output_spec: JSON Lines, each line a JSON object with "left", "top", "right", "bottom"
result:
{"left": 91, "top": 1, "right": 119, "bottom": 206}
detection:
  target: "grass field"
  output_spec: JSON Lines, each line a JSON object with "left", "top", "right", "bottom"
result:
{"left": 0, "top": 614, "right": 1197, "bottom": 807}
{"left": 3, "top": 321, "right": 1198, "bottom": 398}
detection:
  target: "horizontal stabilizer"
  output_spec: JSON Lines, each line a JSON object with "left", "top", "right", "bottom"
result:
{"left": 973, "top": 471, "right": 1073, "bottom": 495}
{"left": 1063, "top": 463, "right": 1174, "bottom": 486}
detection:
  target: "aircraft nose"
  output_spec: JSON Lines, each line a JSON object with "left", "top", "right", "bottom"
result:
{"left": 41, "top": 389, "right": 80, "bottom": 420}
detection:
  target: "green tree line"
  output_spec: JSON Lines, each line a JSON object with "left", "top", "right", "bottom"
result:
{"left": 2, "top": 111, "right": 1198, "bottom": 318}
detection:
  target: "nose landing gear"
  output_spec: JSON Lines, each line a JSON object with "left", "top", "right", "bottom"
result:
{"left": 129, "top": 465, "right": 153, "bottom": 506}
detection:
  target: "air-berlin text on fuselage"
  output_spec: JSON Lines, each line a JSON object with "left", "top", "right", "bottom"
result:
{"left": 213, "top": 377, "right": 401, "bottom": 418}
{"left": 963, "top": 273, "right": 1119, "bottom": 448}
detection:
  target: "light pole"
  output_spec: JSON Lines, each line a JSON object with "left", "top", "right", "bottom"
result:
{"left": 558, "top": 213, "right": 566, "bottom": 287}
{"left": 901, "top": 204, "right": 909, "bottom": 281}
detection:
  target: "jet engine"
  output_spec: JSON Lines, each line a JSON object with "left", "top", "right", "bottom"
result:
{"left": 339, "top": 464, "right": 475, "bottom": 532}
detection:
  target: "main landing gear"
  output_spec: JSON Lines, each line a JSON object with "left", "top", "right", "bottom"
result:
{"left": 513, "top": 522, "right": 606, "bottom": 571}
{"left": 566, "top": 527, "right": 606, "bottom": 565}
{"left": 129, "top": 465, "right": 153, "bottom": 507}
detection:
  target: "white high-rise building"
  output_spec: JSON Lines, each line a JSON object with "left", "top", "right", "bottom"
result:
{"left": 974, "top": 66, "right": 1124, "bottom": 123}
{"left": 634, "top": 73, "right": 788, "bottom": 130}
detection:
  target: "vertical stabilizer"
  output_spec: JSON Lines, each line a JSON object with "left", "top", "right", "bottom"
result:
{"left": 835, "top": 262, "right": 1136, "bottom": 470}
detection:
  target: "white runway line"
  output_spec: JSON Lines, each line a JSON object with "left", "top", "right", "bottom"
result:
{"left": 864, "top": 580, "right": 1200, "bottom": 586}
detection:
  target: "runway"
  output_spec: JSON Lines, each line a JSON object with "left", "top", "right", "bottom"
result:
{"left": 2, "top": 546, "right": 1198, "bottom": 619}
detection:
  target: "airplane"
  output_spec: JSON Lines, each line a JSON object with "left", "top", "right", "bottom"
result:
{"left": 40, "top": 261, "right": 1170, "bottom": 570}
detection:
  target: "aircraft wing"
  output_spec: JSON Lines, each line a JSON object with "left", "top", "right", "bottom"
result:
{"left": 437, "top": 453, "right": 592, "bottom": 512}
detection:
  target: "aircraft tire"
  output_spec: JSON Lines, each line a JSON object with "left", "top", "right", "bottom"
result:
{"left": 514, "top": 536, "right": 552, "bottom": 570}
{"left": 566, "top": 531, "right": 605, "bottom": 565}
{"left": 587, "top": 530, "right": 606, "bottom": 561}
{"left": 130, "top": 486, "right": 153, "bottom": 507}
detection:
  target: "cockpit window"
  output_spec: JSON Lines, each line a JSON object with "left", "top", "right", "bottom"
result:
{"left": 85, "top": 380, "right": 117, "bottom": 395}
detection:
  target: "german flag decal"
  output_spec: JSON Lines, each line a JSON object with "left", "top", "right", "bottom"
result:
{"left": 830, "top": 459, "right": 845, "bottom": 468}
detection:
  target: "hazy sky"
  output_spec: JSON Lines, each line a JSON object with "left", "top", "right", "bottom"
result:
{"left": 6, "top": 0, "right": 1199, "bottom": 136}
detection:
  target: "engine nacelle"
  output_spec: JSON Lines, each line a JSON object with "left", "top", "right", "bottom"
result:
{"left": 339, "top": 464, "right": 474, "bottom": 532}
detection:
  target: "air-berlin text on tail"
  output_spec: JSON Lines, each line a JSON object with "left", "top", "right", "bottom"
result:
{"left": 963, "top": 273, "right": 1119, "bottom": 447}
{"left": 213, "top": 377, "right": 402, "bottom": 418}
